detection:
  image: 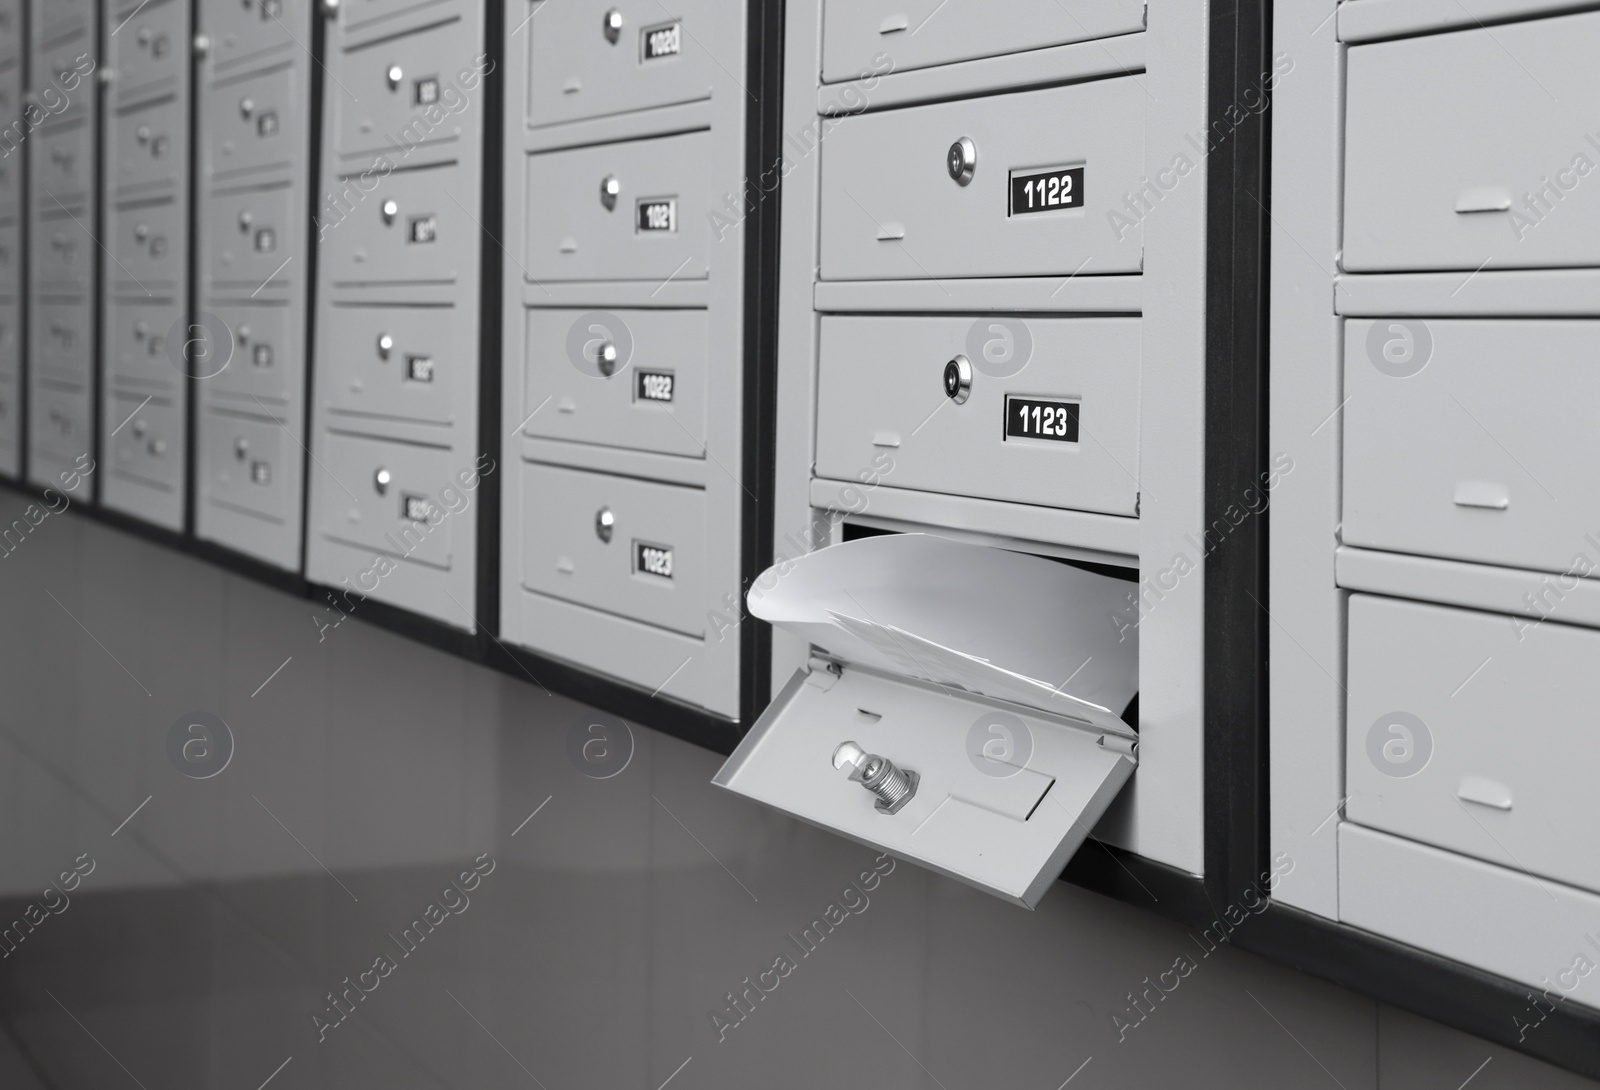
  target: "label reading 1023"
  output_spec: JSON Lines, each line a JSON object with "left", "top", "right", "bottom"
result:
{"left": 637, "top": 198, "right": 676, "bottom": 233}
{"left": 636, "top": 370, "right": 674, "bottom": 402}
{"left": 1009, "top": 166, "right": 1085, "bottom": 216}
{"left": 1005, "top": 396, "right": 1080, "bottom": 442}
{"left": 643, "top": 21, "right": 681, "bottom": 60}
{"left": 635, "top": 541, "right": 674, "bottom": 580}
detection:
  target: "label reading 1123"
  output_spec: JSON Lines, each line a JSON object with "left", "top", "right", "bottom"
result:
{"left": 1010, "top": 166, "right": 1085, "bottom": 216}
{"left": 1005, "top": 396, "right": 1079, "bottom": 442}
{"left": 635, "top": 541, "right": 674, "bottom": 579}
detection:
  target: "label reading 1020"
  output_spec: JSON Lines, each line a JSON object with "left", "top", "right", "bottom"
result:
{"left": 1009, "top": 166, "right": 1085, "bottom": 216}
{"left": 637, "top": 198, "right": 676, "bottom": 233}
{"left": 1005, "top": 396, "right": 1080, "bottom": 443}
{"left": 636, "top": 370, "right": 674, "bottom": 402}
{"left": 635, "top": 541, "right": 674, "bottom": 580}
{"left": 643, "top": 22, "right": 681, "bottom": 60}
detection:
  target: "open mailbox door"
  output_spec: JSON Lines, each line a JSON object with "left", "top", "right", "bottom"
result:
{"left": 713, "top": 535, "right": 1139, "bottom": 908}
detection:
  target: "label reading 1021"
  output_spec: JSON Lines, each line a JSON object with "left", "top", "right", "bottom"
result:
{"left": 636, "top": 370, "right": 674, "bottom": 402}
{"left": 643, "top": 22, "right": 681, "bottom": 60}
{"left": 637, "top": 198, "right": 676, "bottom": 233}
{"left": 1005, "top": 396, "right": 1080, "bottom": 442}
{"left": 635, "top": 541, "right": 674, "bottom": 579}
{"left": 1010, "top": 166, "right": 1085, "bottom": 216}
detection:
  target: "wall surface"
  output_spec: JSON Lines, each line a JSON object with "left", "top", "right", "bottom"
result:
{"left": 0, "top": 489, "right": 1592, "bottom": 1090}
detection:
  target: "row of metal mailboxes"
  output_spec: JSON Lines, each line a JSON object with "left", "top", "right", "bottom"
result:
{"left": 522, "top": 75, "right": 1148, "bottom": 285}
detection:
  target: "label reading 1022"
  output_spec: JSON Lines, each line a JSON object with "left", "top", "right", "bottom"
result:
{"left": 643, "top": 22, "right": 681, "bottom": 60}
{"left": 1009, "top": 166, "right": 1085, "bottom": 216}
{"left": 636, "top": 370, "right": 674, "bottom": 402}
{"left": 635, "top": 541, "right": 674, "bottom": 579}
{"left": 1005, "top": 396, "right": 1080, "bottom": 442}
{"left": 637, "top": 198, "right": 676, "bottom": 233}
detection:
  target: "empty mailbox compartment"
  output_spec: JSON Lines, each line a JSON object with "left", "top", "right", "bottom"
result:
{"left": 330, "top": 11, "right": 479, "bottom": 165}
{"left": 524, "top": 0, "right": 724, "bottom": 128}
{"left": 1346, "top": 594, "right": 1600, "bottom": 895}
{"left": 32, "top": 299, "right": 92, "bottom": 383}
{"left": 524, "top": 129, "right": 711, "bottom": 283}
{"left": 316, "top": 430, "right": 459, "bottom": 570}
{"left": 109, "top": 94, "right": 189, "bottom": 194}
{"left": 33, "top": 204, "right": 95, "bottom": 291}
{"left": 322, "top": 302, "right": 461, "bottom": 426}
{"left": 202, "top": 301, "right": 295, "bottom": 403}
{"left": 104, "top": 298, "right": 183, "bottom": 390}
{"left": 321, "top": 164, "right": 475, "bottom": 287}
{"left": 198, "top": 406, "right": 293, "bottom": 525}
{"left": 522, "top": 307, "right": 708, "bottom": 457}
{"left": 108, "top": 194, "right": 185, "bottom": 288}
{"left": 1343, "top": 319, "right": 1600, "bottom": 574}
{"left": 109, "top": 0, "right": 186, "bottom": 101}
{"left": 519, "top": 462, "right": 707, "bottom": 639}
{"left": 106, "top": 388, "right": 183, "bottom": 496}
{"left": 205, "top": 64, "right": 301, "bottom": 180}
{"left": 203, "top": 181, "right": 295, "bottom": 291}
{"left": 818, "top": 77, "right": 1146, "bottom": 280}
{"left": 30, "top": 381, "right": 92, "bottom": 467}
{"left": 1343, "top": 11, "right": 1600, "bottom": 272}
{"left": 715, "top": 534, "right": 1138, "bottom": 908}
{"left": 820, "top": 0, "right": 1144, "bottom": 82}
{"left": 206, "top": 0, "right": 301, "bottom": 72}
{"left": 816, "top": 315, "right": 1140, "bottom": 516}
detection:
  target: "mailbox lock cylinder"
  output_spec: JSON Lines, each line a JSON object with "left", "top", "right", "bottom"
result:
{"left": 833, "top": 741, "right": 919, "bottom": 815}
{"left": 603, "top": 8, "right": 623, "bottom": 43}
{"left": 595, "top": 507, "right": 615, "bottom": 543}
{"left": 947, "top": 136, "right": 976, "bottom": 186}
{"left": 943, "top": 353, "right": 973, "bottom": 404}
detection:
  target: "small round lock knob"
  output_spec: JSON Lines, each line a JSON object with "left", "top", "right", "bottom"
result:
{"left": 376, "top": 332, "right": 394, "bottom": 358}
{"left": 237, "top": 324, "right": 251, "bottom": 341}
{"left": 194, "top": 33, "right": 211, "bottom": 58}
{"left": 386, "top": 64, "right": 403, "bottom": 90}
{"left": 947, "top": 136, "right": 976, "bottom": 186}
{"left": 382, "top": 199, "right": 399, "bottom": 224}
{"left": 374, "top": 467, "right": 391, "bottom": 494}
{"left": 599, "top": 174, "right": 620, "bottom": 211}
{"left": 137, "top": 27, "right": 151, "bottom": 44}
{"left": 132, "top": 419, "right": 147, "bottom": 438}
{"left": 134, "top": 223, "right": 150, "bottom": 241}
{"left": 235, "top": 437, "right": 249, "bottom": 460}
{"left": 602, "top": 8, "right": 623, "bottom": 43}
{"left": 239, "top": 96, "right": 254, "bottom": 118}
{"left": 136, "top": 125, "right": 151, "bottom": 144}
{"left": 943, "top": 353, "right": 973, "bottom": 404}
{"left": 595, "top": 506, "right": 615, "bottom": 543}
{"left": 595, "top": 341, "right": 618, "bottom": 376}
{"left": 321, "top": 0, "right": 340, "bottom": 17}
{"left": 833, "top": 741, "right": 919, "bottom": 815}
{"left": 238, "top": 210, "right": 253, "bottom": 231}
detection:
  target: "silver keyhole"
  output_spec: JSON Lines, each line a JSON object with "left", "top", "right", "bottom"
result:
{"left": 595, "top": 507, "right": 615, "bottom": 543}
{"left": 382, "top": 199, "right": 399, "bottom": 224}
{"left": 600, "top": 174, "right": 620, "bottom": 211}
{"left": 386, "top": 64, "right": 403, "bottom": 90}
{"left": 596, "top": 341, "right": 618, "bottom": 376}
{"left": 374, "top": 468, "right": 391, "bottom": 495}
{"left": 238, "top": 210, "right": 253, "bottom": 231}
{"left": 947, "top": 136, "right": 976, "bottom": 186}
{"left": 240, "top": 96, "right": 254, "bottom": 118}
{"left": 376, "top": 333, "right": 394, "bottom": 358}
{"left": 235, "top": 438, "right": 249, "bottom": 460}
{"left": 602, "top": 8, "right": 623, "bottom": 43}
{"left": 943, "top": 353, "right": 973, "bottom": 404}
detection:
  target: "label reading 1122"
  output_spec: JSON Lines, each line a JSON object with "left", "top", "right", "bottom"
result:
{"left": 1005, "top": 396, "right": 1079, "bottom": 442}
{"left": 635, "top": 541, "right": 674, "bottom": 579}
{"left": 1010, "top": 167, "right": 1085, "bottom": 216}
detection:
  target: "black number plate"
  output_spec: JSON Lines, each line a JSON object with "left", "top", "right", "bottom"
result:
{"left": 642, "top": 21, "right": 681, "bottom": 60}
{"left": 1005, "top": 396, "right": 1079, "bottom": 442}
{"left": 636, "top": 370, "right": 674, "bottom": 402}
{"left": 637, "top": 198, "right": 676, "bottom": 233}
{"left": 406, "top": 355, "right": 435, "bottom": 383}
{"left": 402, "top": 494, "right": 433, "bottom": 521}
{"left": 1009, "top": 167, "right": 1085, "bottom": 216}
{"left": 409, "top": 215, "right": 437, "bottom": 243}
{"left": 635, "top": 541, "right": 674, "bottom": 579}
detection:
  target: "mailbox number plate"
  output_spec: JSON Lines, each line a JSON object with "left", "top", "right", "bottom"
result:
{"left": 406, "top": 355, "right": 435, "bottom": 383}
{"left": 635, "top": 541, "right": 674, "bottom": 579}
{"left": 1005, "top": 396, "right": 1079, "bottom": 442}
{"left": 1009, "top": 167, "right": 1085, "bottom": 216}
{"left": 402, "top": 494, "right": 433, "bottom": 521}
{"left": 643, "top": 22, "right": 681, "bottom": 60}
{"left": 636, "top": 370, "right": 674, "bottom": 402}
{"left": 637, "top": 198, "right": 676, "bottom": 233}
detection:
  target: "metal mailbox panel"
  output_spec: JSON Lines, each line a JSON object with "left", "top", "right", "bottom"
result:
{"left": 322, "top": 302, "right": 461, "bottom": 426}
{"left": 33, "top": 121, "right": 95, "bottom": 199}
{"left": 523, "top": 307, "right": 707, "bottom": 457}
{"left": 524, "top": 0, "right": 723, "bottom": 128}
{"left": 0, "top": 62, "right": 21, "bottom": 154}
{"left": 1346, "top": 594, "right": 1600, "bottom": 895}
{"left": 525, "top": 129, "right": 711, "bottom": 283}
{"left": 33, "top": 300, "right": 92, "bottom": 383}
{"left": 203, "top": 182, "right": 295, "bottom": 290}
{"left": 820, "top": 0, "right": 1144, "bottom": 82}
{"left": 321, "top": 164, "right": 474, "bottom": 287}
{"left": 819, "top": 78, "right": 1145, "bottom": 280}
{"left": 204, "top": 301, "right": 295, "bottom": 402}
{"left": 0, "top": 221, "right": 19, "bottom": 293}
{"left": 0, "top": 366, "right": 17, "bottom": 474}
{"left": 519, "top": 462, "right": 706, "bottom": 638}
{"left": 0, "top": 303, "right": 16, "bottom": 370}
{"left": 34, "top": 39, "right": 95, "bottom": 127}
{"left": 331, "top": 12, "right": 479, "bottom": 164}
{"left": 316, "top": 430, "right": 456, "bottom": 569}
{"left": 816, "top": 315, "right": 1141, "bottom": 516}
{"left": 199, "top": 407, "right": 293, "bottom": 523}
{"left": 0, "top": 1, "right": 19, "bottom": 63}
{"left": 205, "top": 65, "right": 300, "bottom": 180}
{"left": 1343, "top": 319, "right": 1600, "bottom": 574}
{"left": 32, "top": 205, "right": 94, "bottom": 291}
{"left": 31, "top": 382, "right": 92, "bottom": 465}
{"left": 336, "top": 0, "right": 456, "bottom": 39}
{"left": 105, "top": 299, "right": 182, "bottom": 389}
{"left": 110, "top": 95, "right": 188, "bottom": 192}
{"left": 1344, "top": 11, "right": 1600, "bottom": 272}
{"left": 108, "top": 195, "right": 185, "bottom": 286}
{"left": 109, "top": 0, "right": 186, "bottom": 100}
{"left": 106, "top": 387, "right": 182, "bottom": 490}
{"left": 37, "top": 0, "right": 94, "bottom": 45}
{"left": 207, "top": 0, "right": 302, "bottom": 72}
